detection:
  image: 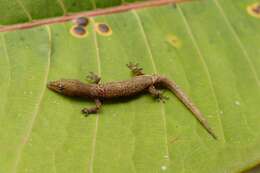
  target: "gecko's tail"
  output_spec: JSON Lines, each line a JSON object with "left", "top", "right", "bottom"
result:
{"left": 158, "top": 76, "right": 218, "bottom": 140}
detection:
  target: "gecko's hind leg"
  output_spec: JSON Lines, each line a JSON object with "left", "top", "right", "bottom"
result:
{"left": 148, "top": 85, "right": 169, "bottom": 103}
{"left": 86, "top": 72, "right": 101, "bottom": 84}
{"left": 127, "top": 62, "right": 144, "bottom": 76}
{"left": 82, "top": 99, "right": 102, "bottom": 115}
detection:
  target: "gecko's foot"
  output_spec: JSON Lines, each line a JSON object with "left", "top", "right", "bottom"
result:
{"left": 127, "top": 62, "right": 144, "bottom": 76}
{"left": 86, "top": 72, "right": 101, "bottom": 84}
{"left": 156, "top": 91, "right": 169, "bottom": 103}
{"left": 81, "top": 108, "right": 90, "bottom": 116}
{"left": 81, "top": 108, "right": 98, "bottom": 116}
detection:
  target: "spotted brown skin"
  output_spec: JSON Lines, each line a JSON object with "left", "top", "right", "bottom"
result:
{"left": 48, "top": 75, "right": 163, "bottom": 98}
{"left": 47, "top": 63, "right": 217, "bottom": 139}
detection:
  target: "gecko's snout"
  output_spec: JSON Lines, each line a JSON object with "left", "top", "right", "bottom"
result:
{"left": 47, "top": 79, "right": 83, "bottom": 96}
{"left": 47, "top": 80, "right": 65, "bottom": 93}
{"left": 47, "top": 81, "right": 53, "bottom": 88}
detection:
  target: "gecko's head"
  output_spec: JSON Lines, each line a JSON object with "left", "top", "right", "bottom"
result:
{"left": 47, "top": 79, "right": 84, "bottom": 96}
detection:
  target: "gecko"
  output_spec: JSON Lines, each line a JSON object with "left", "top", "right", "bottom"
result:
{"left": 47, "top": 62, "right": 217, "bottom": 139}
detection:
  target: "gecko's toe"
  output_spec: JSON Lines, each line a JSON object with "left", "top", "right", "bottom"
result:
{"left": 156, "top": 92, "right": 169, "bottom": 103}
{"left": 86, "top": 72, "right": 101, "bottom": 84}
{"left": 81, "top": 108, "right": 89, "bottom": 116}
{"left": 127, "top": 62, "right": 144, "bottom": 76}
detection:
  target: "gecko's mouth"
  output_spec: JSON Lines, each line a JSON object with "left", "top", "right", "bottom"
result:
{"left": 47, "top": 81, "right": 64, "bottom": 93}
{"left": 47, "top": 81, "right": 57, "bottom": 90}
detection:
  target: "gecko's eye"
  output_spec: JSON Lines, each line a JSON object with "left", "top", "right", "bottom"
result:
{"left": 58, "top": 83, "right": 65, "bottom": 91}
{"left": 47, "top": 80, "right": 68, "bottom": 94}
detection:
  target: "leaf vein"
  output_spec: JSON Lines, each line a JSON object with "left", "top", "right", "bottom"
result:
{"left": 88, "top": 21, "right": 101, "bottom": 173}
{"left": 91, "top": 0, "right": 97, "bottom": 9}
{"left": 12, "top": 26, "right": 52, "bottom": 173}
{"left": 177, "top": 5, "right": 226, "bottom": 143}
{"left": 213, "top": 0, "right": 260, "bottom": 87}
{"left": 1, "top": 34, "right": 11, "bottom": 116}
{"left": 16, "top": 0, "right": 32, "bottom": 21}
{"left": 132, "top": 10, "right": 170, "bottom": 160}
{"left": 56, "top": 0, "right": 67, "bottom": 15}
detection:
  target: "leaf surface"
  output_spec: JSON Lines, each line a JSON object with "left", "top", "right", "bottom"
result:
{"left": 1, "top": 1, "right": 260, "bottom": 173}
{"left": 0, "top": 0, "right": 143, "bottom": 25}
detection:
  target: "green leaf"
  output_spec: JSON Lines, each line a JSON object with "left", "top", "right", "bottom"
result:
{"left": 1, "top": 0, "right": 260, "bottom": 173}
{"left": 0, "top": 0, "right": 144, "bottom": 25}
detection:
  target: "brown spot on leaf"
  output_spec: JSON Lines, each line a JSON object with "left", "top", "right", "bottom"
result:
{"left": 166, "top": 35, "right": 182, "bottom": 48}
{"left": 74, "top": 16, "right": 89, "bottom": 27}
{"left": 247, "top": 3, "right": 260, "bottom": 18}
{"left": 70, "top": 25, "right": 88, "bottom": 38}
{"left": 95, "top": 23, "right": 112, "bottom": 36}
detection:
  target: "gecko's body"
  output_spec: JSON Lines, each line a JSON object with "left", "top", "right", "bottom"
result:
{"left": 47, "top": 63, "right": 217, "bottom": 139}
{"left": 49, "top": 75, "right": 161, "bottom": 99}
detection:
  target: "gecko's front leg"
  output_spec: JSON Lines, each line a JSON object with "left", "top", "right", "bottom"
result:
{"left": 86, "top": 72, "right": 101, "bottom": 84}
{"left": 127, "top": 62, "right": 144, "bottom": 76}
{"left": 82, "top": 72, "right": 102, "bottom": 115}
{"left": 82, "top": 99, "right": 102, "bottom": 115}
